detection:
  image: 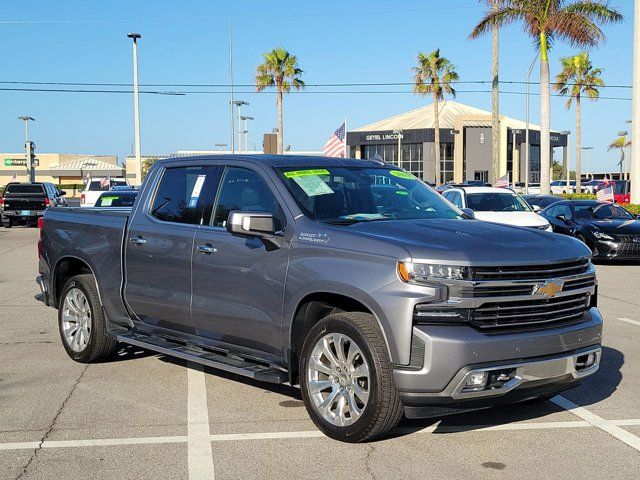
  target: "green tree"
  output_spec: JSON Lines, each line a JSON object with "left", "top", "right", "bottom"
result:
{"left": 255, "top": 47, "right": 305, "bottom": 154}
{"left": 608, "top": 135, "right": 630, "bottom": 179}
{"left": 554, "top": 52, "right": 603, "bottom": 190}
{"left": 412, "top": 49, "right": 459, "bottom": 186}
{"left": 470, "top": 0, "right": 623, "bottom": 195}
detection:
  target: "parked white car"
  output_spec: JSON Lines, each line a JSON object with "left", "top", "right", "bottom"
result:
{"left": 442, "top": 186, "right": 553, "bottom": 231}
{"left": 550, "top": 180, "right": 576, "bottom": 194}
{"left": 526, "top": 183, "right": 541, "bottom": 194}
{"left": 80, "top": 178, "right": 130, "bottom": 207}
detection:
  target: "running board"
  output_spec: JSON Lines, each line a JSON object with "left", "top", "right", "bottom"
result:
{"left": 115, "top": 332, "right": 288, "bottom": 384}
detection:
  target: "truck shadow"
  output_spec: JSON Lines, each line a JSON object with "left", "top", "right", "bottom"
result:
{"left": 152, "top": 345, "right": 621, "bottom": 440}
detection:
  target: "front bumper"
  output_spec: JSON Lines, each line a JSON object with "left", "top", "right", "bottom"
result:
{"left": 593, "top": 239, "right": 640, "bottom": 260}
{"left": 394, "top": 307, "right": 603, "bottom": 417}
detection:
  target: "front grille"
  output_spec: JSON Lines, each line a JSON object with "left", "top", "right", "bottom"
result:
{"left": 563, "top": 275, "right": 596, "bottom": 291}
{"left": 617, "top": 242, "right": 640, "bottom": 256}
{"left": 471, "top": 292, "right": 590, "bottom": 331}
{"left": 470, "top": 259, "right": 589, "bottom": 281}
{"left": 616, "top": 235, "right": 640, "bottom": 243}
{"left": 459, "top": 285, "right": 534, "bottom": 297}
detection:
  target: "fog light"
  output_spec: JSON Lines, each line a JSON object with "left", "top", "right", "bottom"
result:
{"left": 463, "top": 371, "right": 488, "bottom": 391}
{"left": 576, "top": 352, "right": 598, "bottom": 371}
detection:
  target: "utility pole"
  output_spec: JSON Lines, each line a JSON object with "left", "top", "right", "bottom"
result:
{"left": 632, "top": 0, "right": 640, "bottom": 203}
{"left": 233, "top": 101, "right": 248, "bottom": 154}
{"left": 228, "top": 20, "right": 235, "bottom": 154}
{"left": 241, "top": 115, "right": 254, "bottom": 154}
{"left": 18, "top": 116, "right": 35, "bottom": 182}
{"left": 127, "top": 33, "right": 142, "bottom": 185}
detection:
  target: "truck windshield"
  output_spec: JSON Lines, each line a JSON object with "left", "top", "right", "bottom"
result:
{"left": 276, "top": 167, "right": 462, "bottom": 224}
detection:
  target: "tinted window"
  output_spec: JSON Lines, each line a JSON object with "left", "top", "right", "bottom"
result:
{"left": 212, "top": 167, "right": 281, "bottom": 227}
{"left": 95, "top": 192, "right": 138, "bottom": 207}
{"left": 4, "top": 184, "right": 45, "bottom": 194}
{"left": 466, "top": 193, "right": 531, "bottom": 212}
{"left": 151, "top": 166, "right": 210, "bottom": 224}
{"left": 574, "top": 203, "right": 633, "bottom": 220}
{"left": 555, "top": 205, "right": 573, "bottom": 219}
{"left": 88, "top": 179, "right": 128, "bottom": 192}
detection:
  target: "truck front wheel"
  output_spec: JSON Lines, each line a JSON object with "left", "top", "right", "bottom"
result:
{"left": 299, "top": 312, "right": 403, "bottom": 442}
{"left": 58, "top": 274, "right": 117, "bottom": 363}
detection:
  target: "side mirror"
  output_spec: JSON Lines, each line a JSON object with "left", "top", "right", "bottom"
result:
{"left": 556, "top": 214, "right": 569, "bottom": 224}
{"left": 226, "top": 211, "right": 282, "bottom": 250}
{"left": 460, "top": 208, "right": 475, "bottom": 219}
{"left": 532, "top": 205, "right": 541, "bottom": 213}
{"left": 59, "top": 190, "right": 67, "bottom": 196}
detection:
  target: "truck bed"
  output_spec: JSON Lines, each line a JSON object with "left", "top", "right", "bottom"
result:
{"left": 40, "top": 207, "right": 132, "bottom": 325}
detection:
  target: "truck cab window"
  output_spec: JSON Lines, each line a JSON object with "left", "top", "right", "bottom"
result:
{"left": 150, "top": 166, "right": 210, "bottom": 224}
{"left": 212, "top": 167, "right": 282, "bottom": 228}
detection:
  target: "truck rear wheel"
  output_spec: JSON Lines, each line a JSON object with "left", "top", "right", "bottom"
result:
{"left": 299, "top": 312, "right": 403, "bottom": 442}
{"left": 58, "top": 274, "right": 117, "bottom": 363}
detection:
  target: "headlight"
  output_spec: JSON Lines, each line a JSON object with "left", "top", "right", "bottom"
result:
{"left": 398, "top": 262, "right": 469, "bottom": 283}
{"left": 592, "top": 231, "right": 614, "bottom": 241}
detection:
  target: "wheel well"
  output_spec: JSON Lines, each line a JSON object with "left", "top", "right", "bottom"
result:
{"left": 288, "top": 293, "right": 372, "bottom": 385}
{"left": 53, "top": 258, "right": 93, "bottom": 308}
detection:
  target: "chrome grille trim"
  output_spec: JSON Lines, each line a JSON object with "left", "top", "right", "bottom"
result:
{"left": 470, "top": 259, "right": 589, "bottom": 281}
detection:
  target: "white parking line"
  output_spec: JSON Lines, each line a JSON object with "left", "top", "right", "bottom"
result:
{"left": 3, "top": 419, "right": 640, "bottom": 451}
{"left": 187, "top": 362, "right": 216, "bottom": 480}
{"left": 617, "top": 317, "right": 640, "bottom": 327}
{"left": 552, "top": 396, "right": 640, "bottom": 452}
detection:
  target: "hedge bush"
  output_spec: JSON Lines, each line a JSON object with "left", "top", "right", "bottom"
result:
{"left": 560, "top": 193, "right": 597, "bottom": 200}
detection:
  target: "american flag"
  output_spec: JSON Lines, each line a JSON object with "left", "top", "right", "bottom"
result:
{"left": 596, "top": 186, "right": 614, "bottom": 202}
{"left": 99, "top": 177, "right": 110, "bottom": 188}
{"left": 323, "top": 122, "right": 346, "bottom": 158}
{"left": 494, "top": 174, "right": 509, "bottom": 188}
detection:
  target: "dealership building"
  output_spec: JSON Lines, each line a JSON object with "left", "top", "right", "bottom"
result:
{"left": 347, "top": 101, "right": 568, "bottom": 184}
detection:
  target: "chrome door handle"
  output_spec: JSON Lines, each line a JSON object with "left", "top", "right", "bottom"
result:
{"left": 129, "top": 236, "right": 147, "bottom": 245}
{"left": 196, "top": 244, "right": 217, "bottom": 254}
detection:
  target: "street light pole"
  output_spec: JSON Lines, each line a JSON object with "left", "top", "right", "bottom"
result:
{"left": 241, "top": 116, "right": 254, "bottom": 154}
{"left": 582, "top": 147, "right": 593, "bottom": 181}
{"left": 632, "top": 0, "right": 640, "bottom": 203}
{"left": 127, "top": 33, "right": 142, "bottom": 185}
{"left": 18, "top": 116, "right": 35, "bottom": 182}
{"left": 233, "top": 101, "right": 248, "bottom": 154}
{"left": 525, "top": 53, "right": 538, "bottom": 192}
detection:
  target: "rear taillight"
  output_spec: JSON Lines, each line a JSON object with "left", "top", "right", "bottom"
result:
{"left": 81, "top": 193, "right": 86, "bottom": 204}
{"left": 0, "top": 197, "right": 4, "bottom": 206}
{"left": 44, "top": 197, "right": 51, "bottom": 207}
{"left": 37, "top": 217, "right": 44, "bottom": 258}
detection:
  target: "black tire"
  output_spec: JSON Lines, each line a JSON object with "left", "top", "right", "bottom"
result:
{"left": 299, "top": 312, "right": 403, "bottom": 442}
{"left": 58, "top": 274, "right": 117, "bottom": 363}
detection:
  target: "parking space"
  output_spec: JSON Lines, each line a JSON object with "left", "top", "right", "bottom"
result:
{"left": 1, "top": 226, "right": 640, "bottom": 479}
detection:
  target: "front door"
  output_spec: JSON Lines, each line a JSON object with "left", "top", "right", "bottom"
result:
{"left": 125, "top": 164, "right": 216, "bottom": 335}
{"left": 191, "top": 164, "right": 290, "bottom": 356}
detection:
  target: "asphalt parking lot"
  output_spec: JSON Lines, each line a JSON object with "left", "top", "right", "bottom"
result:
{"left": 1, "top": 227, "right": 640, "bottom": 479}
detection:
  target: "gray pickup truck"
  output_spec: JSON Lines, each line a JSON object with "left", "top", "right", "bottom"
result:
{"left": 37, "top": 155, "right": 602, "bottom": 442}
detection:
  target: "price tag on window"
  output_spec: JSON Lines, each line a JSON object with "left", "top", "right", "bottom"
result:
{"left": 188, "top": 175, "right": 206, "bottom": 208}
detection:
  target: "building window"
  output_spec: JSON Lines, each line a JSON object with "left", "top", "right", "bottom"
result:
{"left": 361, "top": 143, "right": 423, "bottom": 179}
{"left": 440, "top": 142, "right": 454, "bottom": 184}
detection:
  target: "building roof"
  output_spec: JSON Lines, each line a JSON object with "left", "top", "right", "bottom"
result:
{"left": 353, "top": 100, "right": 545, "bottom": 132}
{"left": 50, "top": 158, "right": 123, "bottom": 171}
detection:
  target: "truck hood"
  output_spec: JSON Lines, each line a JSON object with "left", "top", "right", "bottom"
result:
{"left": 473, "top": 211, "right": 549, "bottom": 228}
{"left": 344, "top": 218, "right": 589, "bottom": 265}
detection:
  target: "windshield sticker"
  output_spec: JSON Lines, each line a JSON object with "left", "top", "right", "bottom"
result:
{"left": 188, "top": 174, "right": 206, "bottom": 208}
{"left": 389, "top": 170, "right": 416, "bottom": 180}
{"left": 298, "top": 232, "right": 330, "bottom": 244}
{"left": 395, "top": 190, "right": 409, "bottom": 196}
{"left": 292, "top": 175, "right": 334, "bottom": 197}
{"left": 283, "top": 169, "right": 330, "bottom": 178}
{"left": 99, "top": 196, "right": 117, "bottom": 206}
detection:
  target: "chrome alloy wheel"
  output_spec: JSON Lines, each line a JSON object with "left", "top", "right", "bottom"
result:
{"left": 306, "top": 333, "right": 370, "bottom": 427}
{"left": 61, "top": 288, "right": 92, "bottom": 352}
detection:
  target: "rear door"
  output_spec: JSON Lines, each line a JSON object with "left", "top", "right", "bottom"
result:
{"left": 124, "top": 163, "right": 217, "bottom": 334}
{"left": 191, "top": 163, "right": 290, "bottom": 356}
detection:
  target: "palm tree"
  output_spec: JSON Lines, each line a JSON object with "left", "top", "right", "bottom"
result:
{"left": 554, "top": 52, "right": 604, "bottom": 191}
{"left": 608, "top": 135, "right": 630, "bottom": 179}
{"left": 470, "top": 1, "right": 623, "bottom": 195}
{"left": 412, "top": 49, "right": 459, "bottom": 186}
{"left": 255, "top": 47, "right": 305, "bottom": 154}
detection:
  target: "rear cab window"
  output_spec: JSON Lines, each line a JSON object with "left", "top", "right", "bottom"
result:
{"left": 4, "top": 184, "right": 45, "bottom": 195}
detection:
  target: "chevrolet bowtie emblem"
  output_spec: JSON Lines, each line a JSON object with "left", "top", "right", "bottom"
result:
{"left": 534, "top": 280, "right": 564, "bottom": 298}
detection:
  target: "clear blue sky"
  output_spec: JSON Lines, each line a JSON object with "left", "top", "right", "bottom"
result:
{"left": 1, "top": 0, "right": 634, "bottom": 172}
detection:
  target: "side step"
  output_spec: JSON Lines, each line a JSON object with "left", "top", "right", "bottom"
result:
{"left": 116, "top": 332, "right": 288, "bottom": 384}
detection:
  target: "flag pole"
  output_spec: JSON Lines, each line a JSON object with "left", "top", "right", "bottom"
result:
{"left": 344, "top": 117, "right": 348, "bottom": 158}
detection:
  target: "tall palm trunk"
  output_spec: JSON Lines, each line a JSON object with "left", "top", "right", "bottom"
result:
{"left": 575, "top": 95, "right": 582, "bottom": 191}
{"left": 539, "top": 40, "right": 551, "bottom": 195}
{"left": 491, "top": 0, "right": 500, "bottom": 184}
{"left": 277, "top": 88, "right": 284, "bottom": 154}
{"left": 433, "top": 96, "right": 441, "bottom": 186}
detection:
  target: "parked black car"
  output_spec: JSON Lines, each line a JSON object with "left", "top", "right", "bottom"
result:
{"left": 1, "top": 182, "right": 67, "bottom": 228}
{"left": 523, "top": 194, "right": 562, "bottom": 210}
{"left": 541, "top": 200, "right": 640, "bottom": 260}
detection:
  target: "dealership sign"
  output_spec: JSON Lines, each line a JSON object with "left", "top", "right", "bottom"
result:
{"left": 4, "top": 158, "right": 39, "bottom": 167}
